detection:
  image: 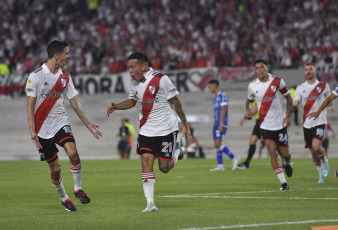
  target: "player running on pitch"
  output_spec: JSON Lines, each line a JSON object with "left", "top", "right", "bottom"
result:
{"left": 107, "top": 52, "right": 193, "bottom": 212}
{"left": 26, "top": 40, "right": 102, "bottom": 211}
{"left": 245, "top": 59, "right": 293, "bottom": 191}
{"left": 293, "top": 63, "right": 333, "bottom": 183}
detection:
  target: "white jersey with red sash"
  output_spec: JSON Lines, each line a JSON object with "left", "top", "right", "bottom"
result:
{"left": 128, "top": 67, "right": 179, "bottom": 137}
{"left": 247, "top": 74, "right": 289, "bottom": 130}
{"left": 294, "top": 80, "right": 330, "bottom": 128}
{"left": 26, "top": 64, "right": 78, "bottom": 138}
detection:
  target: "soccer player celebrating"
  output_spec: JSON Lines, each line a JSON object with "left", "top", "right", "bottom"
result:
{"left": 293, "top": 63, "right": 333, "bottom": 183}
{"left": 208, "top": 80, "right": 239, "bottom": 171}
{"left": 107, "top": 52, "right": 193, "bottom": 212}
{"left": 26, "top": 40, "right": 102, "bottom": 212}
{"left": 245, "top": 59, "right": 293, "bottom": 190}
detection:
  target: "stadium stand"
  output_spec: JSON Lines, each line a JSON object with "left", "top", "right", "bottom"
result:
{"left": 0, "top": 0, "right": 337, "bottom": 75}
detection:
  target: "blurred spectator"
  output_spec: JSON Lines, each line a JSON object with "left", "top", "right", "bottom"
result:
{"left": 0, "top": 60, "right": 10, "bottom": 76}
{"left": 1, "top": 0, "right": 337, "bottom": 75}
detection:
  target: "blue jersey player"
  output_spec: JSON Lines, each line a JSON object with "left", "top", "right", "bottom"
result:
{"left": 208, "top": 80, "right": 239, "bottom": 171}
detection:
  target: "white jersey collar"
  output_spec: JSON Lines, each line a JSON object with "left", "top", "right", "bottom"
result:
{"left": 143, "top": 67, "right": 154, "bottom": 79}
{"left": 42, "top": 63, "right": 63, "bottom": 75}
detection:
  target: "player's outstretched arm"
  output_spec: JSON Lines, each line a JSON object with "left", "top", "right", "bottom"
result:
{"left": 168, "top": 96, "right": 194, "bottom": 143}
{"left": 106, "top": 99, "right": 137, "bottom": 117}
{"left": 69, "top": 96, "right": 102, "bottom": 139}
{"left": 308, "top": 93, "right": 337, "bottom": 120}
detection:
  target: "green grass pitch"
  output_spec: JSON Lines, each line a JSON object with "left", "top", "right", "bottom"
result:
{"left": 0, "top": 158, "right": 338, "bottom": 230}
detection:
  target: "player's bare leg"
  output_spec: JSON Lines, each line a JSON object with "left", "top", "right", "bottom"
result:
{"left": 266, "top": 140, "right": 289, "bottom": 190}
{"left": 311, "top": 138, "right": 328, "bottom": 182}
{"left": 141, "top": 153, "right": 157, "bottom": 212}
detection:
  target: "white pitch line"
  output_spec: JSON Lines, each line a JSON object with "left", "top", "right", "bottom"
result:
{"left": 161, "top": 195, "right": 338, "bottom": 200}
{"left": 178, "top": 219, "right": 338, "bottom": 230}
{"left": 160, "top": 187, "right": 338, "bottom": 197}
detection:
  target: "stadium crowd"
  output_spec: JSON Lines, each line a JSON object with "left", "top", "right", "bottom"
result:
{"left": 0, "top": 0, "right": 337, "bottom": 76}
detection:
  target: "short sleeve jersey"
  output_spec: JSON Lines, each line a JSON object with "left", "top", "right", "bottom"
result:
{"left": 128, "top": 67, "right": 179, "bottom": 137}
{"left": 333, "top": 85, "right": 338, "bottom": 96}
{"left": 213, "top": 91, "right": 228, "bottom": 127}
{"left": 26, "top": 64, "right": 78, "bottom": 139}
{"left": 294, "top": 80, "right": 330, "bottom": 128}
{"left": 247, "top": 74, "right": 289, "bottom": 130}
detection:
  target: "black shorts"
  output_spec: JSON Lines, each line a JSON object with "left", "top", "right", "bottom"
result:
{"left": 260, "top": 127, "right": 289, "bottom": 147}
{"left": 303, "top": 124, "right": 326, "bottom": 148}
{"left": 118, "top": 139, "right": 130, "bottom": 152}
{"left": 322, "top": 138, "right": 329, "bottom": 149}
{"left": 38, "top": 125, "right": 75, "bottom": 163}
{"left": 251, "top": 120, "right": 261, "bottom": 138}
{"left": 136, "top": 131, "right": 178, "bottom": 161}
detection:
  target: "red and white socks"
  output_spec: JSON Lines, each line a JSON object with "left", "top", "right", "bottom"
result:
{"left": 274, "top": 166, "right": 287, "bottom": 184}
{"left": 142, "top": 172, "right": 155, "bottom": 206}
{"left": 51, "top": 176, "right": 69, "bottom": 202}
{"left": 70, "top": 162, "right": 82, "bottom": 191}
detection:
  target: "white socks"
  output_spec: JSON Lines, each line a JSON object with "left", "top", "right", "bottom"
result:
{"left": 70, "top": 162, "right": 82, "bottom": 191}
{"left": 51, "top": 177, "right": 69, "bottom": 202}
{"left": 274, "top": 167, "right": 287, "bottom": 184}
{"left": 142, "top": 172, "right": 155, "bottom": 206}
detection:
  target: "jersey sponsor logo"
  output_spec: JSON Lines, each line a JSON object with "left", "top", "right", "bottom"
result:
{"left": 169, "top": 88, "right": 177, "bottom": 92}
{"left": 41, "top": 92, "right": 62, "bottom": 98}
{"left": 26, "top": 88, "right": 34, "bottom": 92}
{"left": 140, "top": 97, "right": 159, "bottom": 106}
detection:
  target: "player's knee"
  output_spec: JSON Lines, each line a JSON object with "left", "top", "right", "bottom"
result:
{"left": 312, "top": 144, "right": 322, "bottom": 152}
{"left": 159, "top": 165, "right": 170, "bottom": 174}
{"left": 51, "top": 164, "right": 61, "bottom": 176}
{"left": 68, "top": 150, "right": 79, "bottom": 162}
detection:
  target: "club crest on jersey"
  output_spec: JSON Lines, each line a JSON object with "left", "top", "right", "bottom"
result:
{"left": 149, "top": 85, "right": 155, "bottom": 94}
{"left": 316, "top": 87, "right": 322, "bottom": 93}
{"left": 61, "top": 78, "right": 67, "bottom": 87}
{"left": 271, "top": 86, "right": 276, "bottom": 92}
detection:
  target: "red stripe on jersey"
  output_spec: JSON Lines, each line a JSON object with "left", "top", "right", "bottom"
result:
{"left": 139, "top": 73, "right": 163, "bottom": 128}
{"left": 259, "top": 78, "right": 281, "bottom": 127}
{"left": 35, "top": 72, "right": 70, "bottom": 134}
{"left": 303, "top": 82, "right": 326, "bottom": 124}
